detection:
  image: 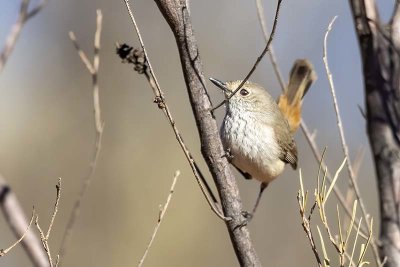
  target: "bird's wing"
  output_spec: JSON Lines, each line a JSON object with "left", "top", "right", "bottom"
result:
{"left": 278, "top": 139, "right": 298, "bottom": 170}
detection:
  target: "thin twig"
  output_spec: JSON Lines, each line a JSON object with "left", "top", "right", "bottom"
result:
{"left": 122, "top": 0, "right": 229, "bottom": 221}
{"left": 212, "top": 0, "right": 283, "bottom": 110}
{"left": 342, "top": 147, "right": 365, "bottom": 265}
{"left": 297, "top": 184, "right": 323, "bottom": 267}
{"left": 58, "top": 10, "right": 104, "bottom": 263}
{"left": 0, "top": 0, "right": 48, "bottom": 73}
{"left": 344, "top": 147, "right": 365, "bottom": 212}
{"left": 138, "top": 170, "right": 180, "bottom": 267}
{"left": 0, "top": 209, "right": 35, "bottom": 257}
{"left": 323, "top": 16, "right": 381, "bottom": 266}
{"left": 35, "top": 178, "right": 62, "bottom": 267}
{"left": 254, "top": 0, "right": 286, "bottom": 91}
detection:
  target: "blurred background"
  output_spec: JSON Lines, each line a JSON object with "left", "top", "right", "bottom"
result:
{"left": 0, "top": 0, "right": 396, "bottom": 266}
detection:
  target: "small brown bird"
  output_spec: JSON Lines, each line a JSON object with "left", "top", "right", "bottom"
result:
{"left": 210, "top": 59, "right": 316, "bottom": 217}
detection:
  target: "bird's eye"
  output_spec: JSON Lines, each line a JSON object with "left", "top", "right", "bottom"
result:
{"left": 240, "top": 88, "right": 249, "bottom": 96}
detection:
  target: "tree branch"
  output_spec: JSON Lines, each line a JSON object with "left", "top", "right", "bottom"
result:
{"left": 349, "top": 0, "right": 400, "bottom": 265}
{"left": 120, "top": 1, "right": 228, "bottom": 221}
{"left": 138, "top": 170, "right": 180, "bottom": 267}
{"left": 0, "top": 0, "right": 48, "bottom": 73}
{"left": 152, "top": 0, "right": 261, "bottom": 265}
{"left": 58, "top": 10, "right": 104, "bottom": 264}
{"left": 0, "top": 176, "right": 48, "bottom": 266}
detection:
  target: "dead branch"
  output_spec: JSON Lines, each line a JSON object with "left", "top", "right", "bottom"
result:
{"left": 35, "top": 178, "right": 62, "bottom": 267}
{"left": 121, "top": 0, "right": 263, "bottom": 265}
{"left": 213, "top": 0, "right": 283, "bottom": 110}
{"left": 0, "top": 205, "right": 35, "bottom": 257}
{"left": 0, "top": 0, "right": 48, "bottom": 73}
{"left": 138, "top": 170, "right": 180, "bottom": 267}
{"left": 58, "top": 9, "right": 104, "bottom": 264}
{"left": 349, "top": 1, "right": 400, "bottom": 265}
{"left": 120, "top": 1, "right": 227, "bottom": 221}
{"left": 0, "top": 176, "right": 49, "bottom": 267}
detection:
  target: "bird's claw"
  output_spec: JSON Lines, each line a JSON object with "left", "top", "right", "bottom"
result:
{"left": 223, "top": 148, "right": 234, "bottom": 163}
{"left": 233, "top": 211, "right": 253, "bottom": 230}
{"left": 241, "top": 210, "right": 253, "bottom": 221}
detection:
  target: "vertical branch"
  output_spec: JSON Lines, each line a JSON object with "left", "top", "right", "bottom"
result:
{"left": 323, "top": 15, "right": 381, "bottom": 266}
{"left": 35, "top": 178, "right": 62, "bottom": 267}
{"left": 58, "top": 10, "right": 104, "bottom": 264}
{"left": 323, "top": 16, "right": 371, "bottom": 233}
{"left": 349, "top": 0, "right": 400, "bottom": 266}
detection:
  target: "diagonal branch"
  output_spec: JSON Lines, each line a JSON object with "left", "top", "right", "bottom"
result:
{"left": 121, "top": 0, "right": 228, "bottom": 221}
{"left": 137, "top": 170, "right": 180, "bottom": 267}
{"left": 0, "top": 176, "right": 48, "bottom": 267}
{"left": 254, "top": 0, "right": 286, "bottom": 91}
{"left": 212, "top": 0, "right": 283, "bottom": 111}
{"left": 123, "top": 0, "right": 262, "bottom": 265}
{"left": 0, "top": 0, "right": 48, "bottom": 73}
{"left": 0, "top": 209, "right": 35, "bottom": 257}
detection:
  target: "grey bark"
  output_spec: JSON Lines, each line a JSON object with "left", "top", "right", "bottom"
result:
{"left": 0, "top": 176, "right": 49, "bottom": 267}
{"left": 153, "top": 1, "right": 262, "bottom": 266}
{"left": 349, "top": 1, "right": 400, "bottom": 266}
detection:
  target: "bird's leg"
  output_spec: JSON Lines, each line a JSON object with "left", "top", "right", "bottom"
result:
{"left": 241, "top": 182, "right": 269, "bottom": 222}
{"left": 234, "top": 166, "right": 252, "bottom": 180}
{"left": 252, "top": 182, "right": 269, "bottom": 216}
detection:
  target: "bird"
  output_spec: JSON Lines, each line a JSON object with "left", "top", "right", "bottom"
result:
{"left": 209, "top": 59, "right": 316, "bottom": 218}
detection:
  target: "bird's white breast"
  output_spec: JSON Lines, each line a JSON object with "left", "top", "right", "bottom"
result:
{"left": 221, "top": 108, "right": 285, "bottom": 183}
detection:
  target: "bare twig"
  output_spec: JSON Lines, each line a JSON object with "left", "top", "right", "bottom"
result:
{"left": 299, "top": 157, "right": 371, "bottom": 267}
{"left": 212, "top": 0, "right": 283, "bottom": 110}
{"left": 0, "top": 0, "right": 48, "bottom": 73}
{"left": 297, "top": 171, "right": 323, "bottom": 267}
{"left": 0, "top": 209, "right": 35, "bottom": 257}
{"left": 121, "top": 0, "right": 229, "bottom": 221}
{"left": 254, "top": 0, "right": 286, "bottom": 91}
{"left": 344, "top": 147, "right": 365, "bottom": 211}
{"left": 138, "top": 170, "right": 180, "bottom": 267}
{"left": 58, "top": 10, "right": 104, "bottom": 263}
{"left": 322, "top": 16, "right": 381, "bottom": 265}
{"left": 0, "top": 176, "right": 49, "bottom": 267}
{"left": 35, "top": 178, "right": 62, "bottom": 267}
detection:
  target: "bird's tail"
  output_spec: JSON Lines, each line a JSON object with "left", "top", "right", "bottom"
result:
{"left": 278, "top": 59, "right": 317, "bottom": 134}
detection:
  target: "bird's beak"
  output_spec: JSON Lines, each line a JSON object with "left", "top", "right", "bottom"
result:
{"left": 209, "top": 78, "right": 229, "bottom": 93}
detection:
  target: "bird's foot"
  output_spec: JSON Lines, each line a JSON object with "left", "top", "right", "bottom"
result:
{"left": 222, "top": 148, "right": 234, "bottom": 163}
{"left": 233, "top": 211, "right": 253, "bottom": 230}
{"left": 241, "top": 210, "right": 253, "bottom": 222}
